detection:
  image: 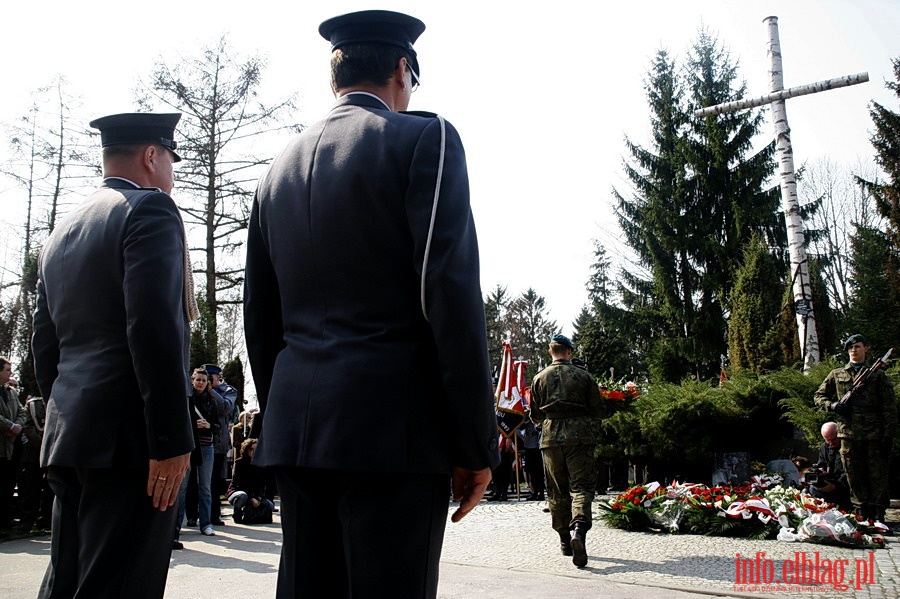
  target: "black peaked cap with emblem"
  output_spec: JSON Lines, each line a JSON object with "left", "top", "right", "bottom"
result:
{"left": 319, "top": 10, "right": 425, "bottom": 74}
{"left": 89, "top": 112, "right": 183, "bottom": 162}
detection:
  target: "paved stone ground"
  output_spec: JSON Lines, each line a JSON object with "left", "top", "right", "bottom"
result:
{"left": 0, "top": 495, "right": 896, "bottom": 598}
{"left": 445, "top": 495, "right": 899, "bottom": 599}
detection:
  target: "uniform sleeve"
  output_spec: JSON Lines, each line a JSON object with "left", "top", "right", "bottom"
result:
{"left": 407, "top": 118, "right": 498, "bottom": 471}
{"left": 587, "top": 378, "right": 608, "bottom": 420}
{"left": 813, "top": 371, "right": 837, "bottom": 411}
{"left": 32, "top": 261, "right": 60, "bottom": 400}
{"left": 123, "top": 192, "right": 194, "bottom": 461}
{"left": 529, "top": 379, "right": 545, "bottom": 425}
{"left": 243, "top": 194, "right": 285, "bottom": 437}
{"left": 211, "top": 386, "right": 236, "bottom": 421}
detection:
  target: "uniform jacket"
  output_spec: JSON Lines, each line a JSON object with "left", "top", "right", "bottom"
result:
{"left": 0, "top": 385, "right": 23, "bottom": 459}
{"left": 244, "top": 93, "right": 499, "bottom": 474}
{"left": 210, "top": 382, "right": 237, "bottom": 454}
{"left": 529, "top": 359, "right": 607, "bottom": 448}
{"left": 814, "top": 362, "right": 897, "bottom": 441}
{"left": 32, "top": 178, "right": 194, "bottom": 468}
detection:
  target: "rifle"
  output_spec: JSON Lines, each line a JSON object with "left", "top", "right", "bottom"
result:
{"left": 837, "top": 347, "right": 893, "bottom": 406}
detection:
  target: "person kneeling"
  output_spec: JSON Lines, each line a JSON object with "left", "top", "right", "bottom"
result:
{"left": 228, "top": 438, "right": 274, "bottom": 524}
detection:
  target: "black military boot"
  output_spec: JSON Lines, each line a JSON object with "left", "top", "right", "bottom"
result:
{"left": 571, "top": 523, "right": 588, "bottom": 568}
{"left": 559, "top": 531, "right": 573, "bottom": 556}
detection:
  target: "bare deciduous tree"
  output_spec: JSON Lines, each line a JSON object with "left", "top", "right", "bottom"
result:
{"left": 138, "top": 36, "right": 299, "bottom": 360}
{"left": 801, "top": 157, "right": 880, "bottom": 316}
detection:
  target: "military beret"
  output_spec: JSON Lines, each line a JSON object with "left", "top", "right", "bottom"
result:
{"left": 89, "top": 112, "right": 182, "bottom": 162}
{"left": 843, "top": 334, "right": 867, "bottom": 349}
{"left": 319, "top": 10, "right": 425, "bottom": 73}
{"left": 202, "top": 363, "right": 222, "bottom": 375}
{"left": 550, "top": 334, "right": 574, "bottom": 350}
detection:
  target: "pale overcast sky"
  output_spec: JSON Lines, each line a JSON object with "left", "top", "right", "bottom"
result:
{"left": 1, "top": 0, "right": 898, "bottom": 333}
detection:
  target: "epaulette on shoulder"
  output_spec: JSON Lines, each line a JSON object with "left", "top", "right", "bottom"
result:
{"left": 400, "top": 110, "right": 439, "bottom": 119}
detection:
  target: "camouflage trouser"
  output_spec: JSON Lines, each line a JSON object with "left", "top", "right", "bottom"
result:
{"left": 840, "top": 438, "right": 890, "bottom": 510}
{"left": 541, "top": 444, "right": 596, "bottom": 534}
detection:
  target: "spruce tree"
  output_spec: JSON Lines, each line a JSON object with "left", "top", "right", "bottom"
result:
{"left": 573, "top": 241, "right": 640, "bottom": 379}
{"left": 853, "top": 57, "right": 900, "bottom": 351}
{"left": 682, "top": 30, "right": 781, "bottom": 376}
{"left": 614, "top": 33, "right": 781, "bottom": 383}
{"left": 844, "top": 225, "right": 898, "bottom": 354}
{"left": 483, "top": 285, "right": 510, "bottom": 371}
{"left": 505, "top": 289, "right": 557, "bottom": 379}
{"left": 728, "top": 235, "right": 786, "bottom": 373}
{"left": 613, "top": 49, "right": 696, "bottom": 382}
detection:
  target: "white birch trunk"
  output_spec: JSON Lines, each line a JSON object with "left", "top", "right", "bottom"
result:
{"left": 766, "top": 15, "right": 820, "bottom": 367}
{"left": 693, "top": 72, "right": 869, "bottom": 118}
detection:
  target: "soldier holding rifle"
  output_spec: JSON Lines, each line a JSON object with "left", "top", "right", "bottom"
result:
{"left": 814, "top": 334, "right": 897, "bottom": 526}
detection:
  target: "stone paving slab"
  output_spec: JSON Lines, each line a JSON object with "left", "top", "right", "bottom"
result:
{"left": 0, "top": 497, "right": 895, "bottom": 598}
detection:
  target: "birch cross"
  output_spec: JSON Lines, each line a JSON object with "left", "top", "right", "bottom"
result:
{"left": 694, "top": 16, "right": 869, "bottom": 369}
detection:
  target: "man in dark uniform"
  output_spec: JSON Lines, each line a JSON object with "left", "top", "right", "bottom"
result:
{"left": 244, "top": 10, "right": 498, "bottom": 597}
{"left": 529, "top": 334, "right": 606, "bottom": 568}
{"left": 814, "top": 334, "right": 897, "bottom": 525}
{"left": 32, "top": 113, "right": 195, "bottom": 599}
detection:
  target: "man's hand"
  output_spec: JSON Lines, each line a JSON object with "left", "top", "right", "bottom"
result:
{"left": 5, "top": 423, "right": 22, "bottom": 437}
{"left": 450, "top": 466, "right": 491, "bottom": 523}
{"left": 831, "top": 401, "right": 851, "bottom": 416}
{"left": 817, "top": 481, "right": 836, "bottom": 493}
{"left": 147, "top": 453, "right": 191, "bottom": 511}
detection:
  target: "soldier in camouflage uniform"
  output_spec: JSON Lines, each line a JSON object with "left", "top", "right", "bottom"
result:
{"left": 529, "top": 334, "right": 607, "bottom": 568}
{"left": 814, "top": 334, "right": 897, "bottom": 524}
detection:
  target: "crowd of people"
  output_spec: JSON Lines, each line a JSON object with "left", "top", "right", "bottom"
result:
{"left": 0, "top": 356, "right": 272, "bottom": 543}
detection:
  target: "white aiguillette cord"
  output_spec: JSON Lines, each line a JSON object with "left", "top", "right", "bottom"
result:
{"left": 420, "top": 115, "right": 446, "bottom": 323}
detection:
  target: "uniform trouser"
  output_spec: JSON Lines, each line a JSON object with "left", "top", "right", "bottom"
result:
{"left": 840, "top": 438, "right": 890, "bottom": 512}
{"left": 274, "top": 467, "right": 449, "bottom": 599}
{"left": 211, "top": 452, "right": 226, "bottom": 520}
{"left": 39, "top": 465, "right": 177, "bottom": 599}
{"left": 542, "top": 444, "right": 597, "bottom": 534}
{"left": 17, "top": 460, "right": 53, "bottom": 526}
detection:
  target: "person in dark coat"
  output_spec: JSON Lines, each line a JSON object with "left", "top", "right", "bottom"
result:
{"left": 32, "top": 113, "right": 195, "bottom": 599}
{"left": 177, "top": 368, "right": 220, "bottom": 538}
{"left": 227, "top": 438, "right": 273, "bottom": 523}
{"left": 243, "top": 10, "right": 499, "bottom": 598}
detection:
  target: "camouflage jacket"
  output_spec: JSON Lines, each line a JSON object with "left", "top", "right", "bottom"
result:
{"left": 813, "top": 362, "right": 897, "bottom": 441}
{"left": 528, "top": 359, "right": 607, "bottom": 447}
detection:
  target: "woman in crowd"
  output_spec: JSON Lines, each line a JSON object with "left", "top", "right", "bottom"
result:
{"left": 176, "top": 368, "right": 220, "bottom": 540}
{"left": 228, "top": 438, "right": 274, "bottom": 524}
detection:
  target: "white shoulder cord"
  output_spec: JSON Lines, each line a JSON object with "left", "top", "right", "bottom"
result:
{"left": 420, "top": 115, "right": 447, "bottom": 322}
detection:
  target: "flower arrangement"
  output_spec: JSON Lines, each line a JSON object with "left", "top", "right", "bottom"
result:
{"left": 599, "top": 479, "right": 885, "bottom": 548}
{"left": 599, "top": 378, "right": 641, "bottom": 400}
